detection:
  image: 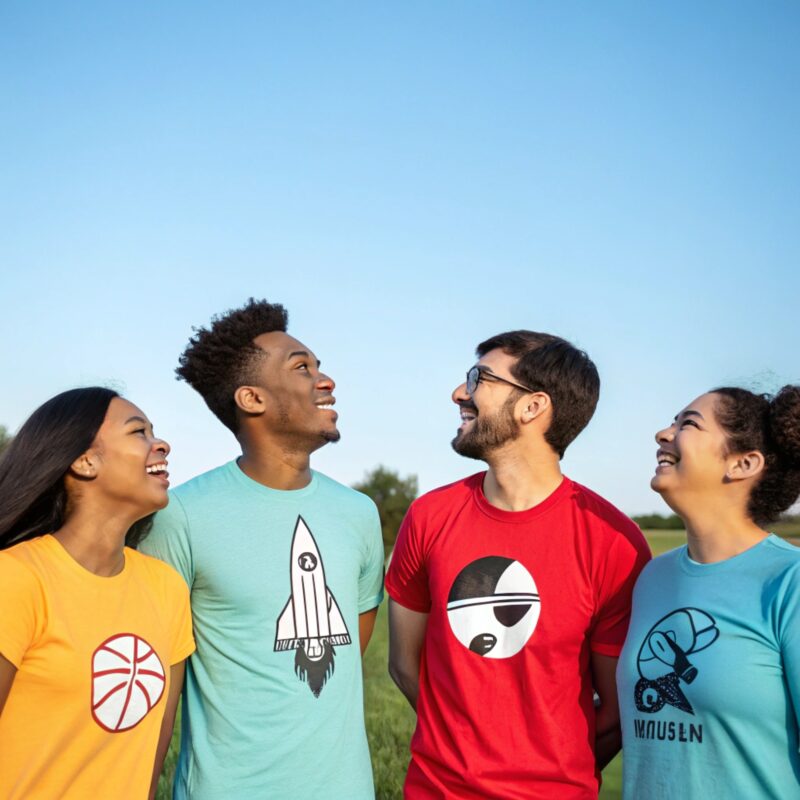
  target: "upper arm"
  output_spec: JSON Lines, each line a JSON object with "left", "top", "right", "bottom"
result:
{"left": 357, "top": 502, "right": 386, "bottom": 614}
{"left": 0, "top": 653, "right": 16, "bottom": 717}
{"left": 591, "top": 652, "right": 621, "bottom": 732}
{"left": 358, "top": 607, "right": 379, "bottom": 655}
{"left": 590, "top": 527, "right": 651, "bottom": 656}
{"left": 388, "top": 599, "right": 429, "bottom": 674}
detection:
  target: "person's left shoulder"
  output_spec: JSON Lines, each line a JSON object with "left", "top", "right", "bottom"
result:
{"left": 567, "top": 479, "right": 649, "bottom": 552}
{"left": 314, "top": 471, "right": 379, "bottom": 516}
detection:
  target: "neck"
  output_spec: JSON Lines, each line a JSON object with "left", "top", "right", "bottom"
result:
{"left": 54, "top": 504, "right": 133, "bottom": 577}
{"left": 483, "top": 444, "right": 563, "bottom": 511}
{"left": 677, "top": 498, "right": 767, "bottom": 563}
{"left": 238, "top": 438, "right": 312, "bottom": 490}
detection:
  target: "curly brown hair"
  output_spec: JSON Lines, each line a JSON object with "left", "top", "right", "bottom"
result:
{"left": 177, "top": 298, "right": 288, "bottom": 433}
{"left": 712, "top": 385, "right": 800, "bottom": 525}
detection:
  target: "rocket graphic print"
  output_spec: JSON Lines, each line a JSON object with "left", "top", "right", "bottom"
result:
{"left": 274, "top": 516, "right": 352, "bottom": 697}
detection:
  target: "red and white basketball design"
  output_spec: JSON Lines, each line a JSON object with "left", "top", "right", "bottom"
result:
{"left": 91, "top": 633, "right": 165, "bottom": 733}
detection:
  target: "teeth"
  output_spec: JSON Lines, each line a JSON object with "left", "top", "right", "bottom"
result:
{"left": 146, "top": 464, "right": 167, "bottom": 474}
{"left": 318, "top": 404, "right": 333, "bottom": 410}
{"left": 460, "top": 412, "right": 476, "bottom": 421}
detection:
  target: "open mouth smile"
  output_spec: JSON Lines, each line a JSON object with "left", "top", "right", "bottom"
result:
{"left": 146, "top": 462, "right": 170, "bottom": 485}
{"left": 655, "top": 450, "right": 679, "bottom": 471}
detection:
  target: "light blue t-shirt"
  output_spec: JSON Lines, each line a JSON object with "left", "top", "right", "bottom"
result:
{"left": 140, "top": 461, "right": 385, "bottom": 800}
{"left": 617, "top": 535, "right": 800, "bottom": 799}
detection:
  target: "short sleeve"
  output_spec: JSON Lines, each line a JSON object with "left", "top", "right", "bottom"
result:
{"left": 777, "top": 563, "right": 800, "bottom": 741}
{"left": 169, "top": 575, "right": 196, "bottom": 665}
{"left": 589, "top": 525, "right": 651, "bottom": 657}
{"left": 0, "top": 555, "right": 45, "bottom": 667}
{"left": 384, "top": 503, "right": 432, "bottom": 613}
{"left": 358, "top": 501, "right": 385, "bottom": 613}
{"left": 139, "top": 493, "right": 194, "bottom": 589}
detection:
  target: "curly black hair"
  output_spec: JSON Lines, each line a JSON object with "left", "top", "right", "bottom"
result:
{"left": 712, "top": 385, "right": 800, "bottom": 525}
{"left": 177, "top": 299, "right": 288, "bottom": 433}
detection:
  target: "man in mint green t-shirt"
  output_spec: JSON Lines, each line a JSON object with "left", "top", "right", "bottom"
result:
{"left": 141, "top": 300, "right": 384, "bottom": 800}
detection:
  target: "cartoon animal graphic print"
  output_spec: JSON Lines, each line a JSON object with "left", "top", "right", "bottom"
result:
{"left": 446, "top": 556, "right": 541, "bottom": 658}
{"left": 274, "top": 517, "right": 351, "bottom": 697}
{"left": 634, "top": 608, "right": 719, "bottom": 714}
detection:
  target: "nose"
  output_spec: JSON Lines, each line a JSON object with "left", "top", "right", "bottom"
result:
{"left": 655, "top": 424, "right": 675, "bottom": 444}
{"left": 452, "top": 381, "right": 469, "bottom": 405}
{"left": 318, "top": 372, "right": 335, "bottom": 392}
{"left": 153, "top": 437, "right": 170, "bottom": 457}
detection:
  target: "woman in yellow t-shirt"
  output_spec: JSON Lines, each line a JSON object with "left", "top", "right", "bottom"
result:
{"left": 0, "top": 387, "right": 195, "bottom": 800}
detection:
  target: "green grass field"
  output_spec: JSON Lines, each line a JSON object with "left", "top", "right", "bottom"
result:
{"left": 156, "top": 528, "right": 795, "bottom": 799}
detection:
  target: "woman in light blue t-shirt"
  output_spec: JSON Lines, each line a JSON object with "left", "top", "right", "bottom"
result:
{"left": 618, "top": 384, "right": 800, "bottom": 800}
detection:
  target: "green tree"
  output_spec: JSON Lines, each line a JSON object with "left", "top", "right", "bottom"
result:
{"left": 0, "top": 425, "right": 10, "bottom": 455}
{"left": 631, "top": 512, "right": 683, "bottom": 530}
{"left": 353, "top": 465, "right": 418, "bottom": 555}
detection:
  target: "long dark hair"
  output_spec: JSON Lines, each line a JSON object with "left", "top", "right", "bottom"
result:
{"left": 0, "top": 387, "right": 118, "bottom": 550}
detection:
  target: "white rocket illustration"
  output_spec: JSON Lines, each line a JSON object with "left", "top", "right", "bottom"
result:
{"left": 274, "top": 517, "right": 351, "bottom": 676}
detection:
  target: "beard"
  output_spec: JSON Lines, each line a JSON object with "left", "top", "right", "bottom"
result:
{"left": 451, "top": 394, "right": 520, "bottom": 460}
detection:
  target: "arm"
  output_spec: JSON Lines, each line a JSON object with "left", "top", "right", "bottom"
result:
{"left": 358, "top": 607, "right": 379, "bottom": 656}
{"left": 149, "top": 661, "right": 186, "bottom": 800}
{"left": 592, "top": 652, "right": 621, "bottom": 770}
{"left": 0, "top": 652, "right": 17, "bottom": 717}
{"left": 388, "top": 598, "right": 428, "bottom": 711}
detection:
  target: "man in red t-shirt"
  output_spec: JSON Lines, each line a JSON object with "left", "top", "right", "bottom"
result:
{"left": 386, "top": 330, "right": 651, "bottom": 799}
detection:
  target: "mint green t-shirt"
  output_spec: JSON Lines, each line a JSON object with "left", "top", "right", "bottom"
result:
{"left": 617, "top": 535, "right": 800, "bottom": 799}
{"left": 140, "top": 461, "right": 385, "bottom": 800}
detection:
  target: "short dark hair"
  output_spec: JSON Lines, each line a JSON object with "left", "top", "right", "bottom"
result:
{"left": 712, "top": 385, "right": 800, "bottom": 525}
{"left": 0, "top": 387, "right": 119, "bottom": 549}
{"left": 177, "top": 298, "right": 288, "bottom": 433}
{"left": 476, "top": 330, "right": 600, "bottom": 458}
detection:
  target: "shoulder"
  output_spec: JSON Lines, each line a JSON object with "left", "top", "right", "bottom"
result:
{"left": 407, "top": 474, "right": 478, "bottom": 519}
{"left": 567, "top": 479, "right": 649, "bottom": 552}
{"left": 170, "top": 461, "right": 235, "bottom": 504}
{"left": 125, "top": 548, "right": 190, "bottom": 595}
{"left": 314, "top": 471, "right": 380, "bottom": 516}
{"left": 0, "top": 538, "right": 50, "bottom": 599}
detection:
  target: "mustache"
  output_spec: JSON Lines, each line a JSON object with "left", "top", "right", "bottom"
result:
{"left": 458, "top": 401, "right": 478, "bottom": 414}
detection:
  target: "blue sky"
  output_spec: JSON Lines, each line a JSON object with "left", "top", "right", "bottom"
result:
{"left": 2, "top": 2, "right": 798, "bottom": 514}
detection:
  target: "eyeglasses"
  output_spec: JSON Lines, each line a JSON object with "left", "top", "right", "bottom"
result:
{"left": 466, "top": 366, "right": 534, "bottom": 395}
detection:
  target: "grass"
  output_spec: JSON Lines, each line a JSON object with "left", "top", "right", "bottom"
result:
{"left": 157, "top": 528, "right": 796, "bottom": 799}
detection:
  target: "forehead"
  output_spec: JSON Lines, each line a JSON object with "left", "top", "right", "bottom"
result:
{"left": 477, "top": 347, "right": 518, "bottom": 374}
{"left": 102, "top": 397, "right": 148, "bottom": 427}
{"left": 680, "top": 392, "right": 720, "bottom": 420}
{"left": 252, "top": 331, "right": 316, "bottom": 361}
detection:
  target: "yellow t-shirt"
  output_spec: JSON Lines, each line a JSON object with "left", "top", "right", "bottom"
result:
{"left": 0, "top": 535, "right": 195, "bottom": 800}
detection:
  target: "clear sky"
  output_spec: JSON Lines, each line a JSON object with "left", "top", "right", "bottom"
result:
{"left": 2, "top": 2, "right": 798, "bottom": 514}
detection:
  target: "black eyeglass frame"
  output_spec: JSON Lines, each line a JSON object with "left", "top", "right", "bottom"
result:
{"left": 465, "top": 365, "right": 535, "bottom": 395}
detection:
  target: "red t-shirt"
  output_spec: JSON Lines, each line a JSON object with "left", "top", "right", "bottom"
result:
{"left": 385, "top": 473, "right": 650, "bottom": 800}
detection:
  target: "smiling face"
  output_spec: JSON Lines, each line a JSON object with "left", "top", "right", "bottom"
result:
{"left": 85, "top": 398, "right": 171, "bottom": 516}
{"left": 248, "top": 331, "right": 339, "bottom": 452}
{"left": 451, "top": 348, "right": 524, "bottom": 460}
{"left": 651, "top": 392, "right": 734, "bottom": 507}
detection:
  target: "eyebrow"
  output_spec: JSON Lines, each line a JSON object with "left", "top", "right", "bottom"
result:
{"left": 125, "top": 415, "right": 149, "bottom": 425}
{"left": 288, "top": 350, "right": 321, "bottom": 366}
{"left": 674, "top": 409, "right": 704, "bottom": 422}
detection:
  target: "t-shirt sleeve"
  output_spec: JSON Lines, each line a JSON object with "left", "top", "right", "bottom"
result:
{"left": 169, "top": 574, "right": 196, "bottom": 665}
{"left": 139, "top": 493, "right": 194, "bottom": 589}
{"left": 778, "top": 563, "right": 800, "bottom": 742}
{"left": 384, "top": 503, "right": 431, "bottom": 613}
{"left": 358, "top": 501, "right": 385, "bottom": 614}
{"left": 589, "top": 523, "right": 652, "bottom": 657}
{"left": 0, "top": 555, "right": 45, "bottom": 668}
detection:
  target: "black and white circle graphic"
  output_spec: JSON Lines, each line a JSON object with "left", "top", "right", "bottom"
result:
{"left": 446, "top": 556, "right": 541, "bottom": 658}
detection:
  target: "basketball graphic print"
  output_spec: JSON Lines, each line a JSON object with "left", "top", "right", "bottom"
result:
{"left": 91, "top": 633, "right": 166, "bottom": 732}
{"left": 447, "top": 556, "right": 541, "bottom": 658}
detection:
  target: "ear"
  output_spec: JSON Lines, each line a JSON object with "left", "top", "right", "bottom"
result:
{"left": 519, "top": 392, "right": 551, "bottom": 425}
{"left": 234, "top": 385, "right": 267, "bottom": 416}
{"left": 726, "top": 450, "right": 765, "bottom": 482}
{"left": 69, "top": 451, "right": 98, "bottom": 480}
